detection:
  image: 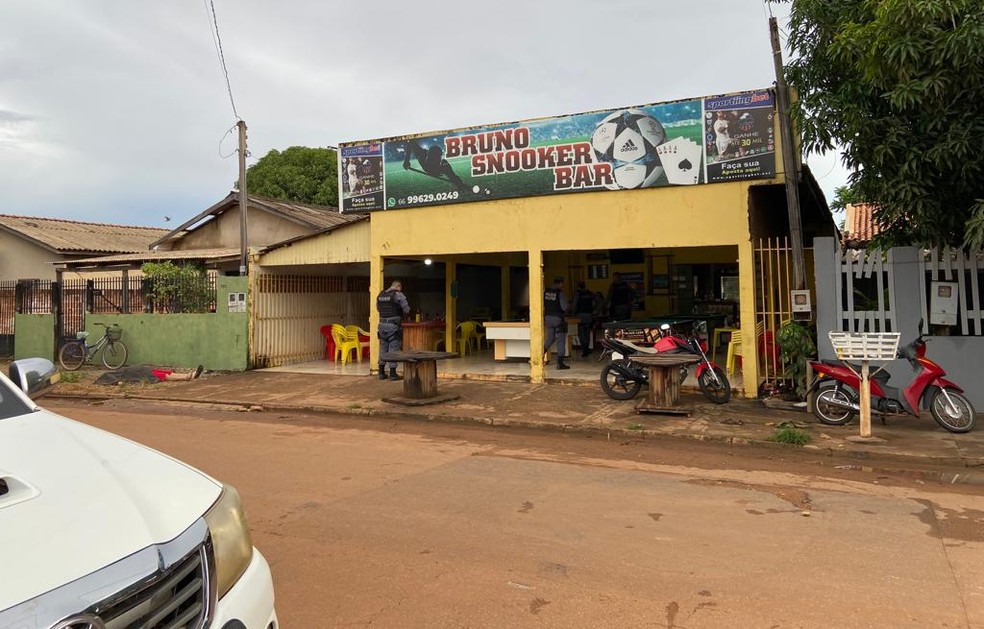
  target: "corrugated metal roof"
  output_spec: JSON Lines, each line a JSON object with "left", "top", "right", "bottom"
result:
{"left": 152, "top": 192, "right": 362, "bottom": 248}
{"left": 59, "top": 247, "right": 241, "bottom": 266}
{"left": 0, "top": 214, "right": 169, "bottom": 254}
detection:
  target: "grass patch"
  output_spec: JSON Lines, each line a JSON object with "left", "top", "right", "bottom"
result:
{"left": 626, "top": 423, "right": 646, "bottom": 430}
{"left": 768, "top": 426, "right": 811, "bottom": 446}
{"left": 59, "top": 371, "right": 82, "bottom": 383}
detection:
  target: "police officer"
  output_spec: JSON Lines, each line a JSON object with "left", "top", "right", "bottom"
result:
{"left": 376, "top": 280, "right": 410, "bottom": 380}
{"left": 607, "top": 272, "right": 633, "bottom": 320}
{"left": 572, "top": 281, "right": 596, "bottom": 358}
{"left": 543, "top": 276, "right": 570, "bottom": 370}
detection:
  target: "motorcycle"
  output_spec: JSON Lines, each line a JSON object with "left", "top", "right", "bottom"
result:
{"left": 807, "top": 320, "right": 976, "bottom": 433}
{"left": 599, "top": 321, "right": 731, "bottom": 404}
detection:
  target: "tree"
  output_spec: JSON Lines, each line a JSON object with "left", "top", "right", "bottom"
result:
{"left": 776, "top": 0, "right": 984, "bottom": 248}
{"left": 239, "top": 146, "right": 338, "bottom": 207}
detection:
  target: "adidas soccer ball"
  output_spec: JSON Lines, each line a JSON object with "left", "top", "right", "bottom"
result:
{"left": 590, "top": 109, "right": 666, "bottom": 189}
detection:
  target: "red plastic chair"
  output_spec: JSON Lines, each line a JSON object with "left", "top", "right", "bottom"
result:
{"left": 319, "top": 325, "right": 335, "bottom": 360}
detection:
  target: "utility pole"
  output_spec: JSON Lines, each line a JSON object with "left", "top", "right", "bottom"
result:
{"left": 770, "top": 17, "right": 806, "bottom": 291}
{"left": 237, "top": 120, "right": 248, "bottom": 276}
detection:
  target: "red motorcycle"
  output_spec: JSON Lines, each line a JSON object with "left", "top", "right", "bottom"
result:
{"left": 807, "top": 321, "right": 976, "bottom": 433}
{"left": 599, "top": 321, "right": 731, "bottom": 404}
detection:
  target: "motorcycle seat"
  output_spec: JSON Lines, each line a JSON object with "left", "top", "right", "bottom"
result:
{"left": 620, "top": 340, "right": 659, "bottom": 355}
{"left": 830, "top": 361, "right": 891, "bottom": 382}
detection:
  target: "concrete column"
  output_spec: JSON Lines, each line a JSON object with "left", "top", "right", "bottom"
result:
{"left": 813, "top": 237, "right": 838, "bottom": 360}
{"left": 737, "top": 240, "right": 759, "bottom": 397}
{"left": 369, "top": 255, "right": 383, "bottom": 370}
{"left": 529, "top": 249, "right": 545, "bottom": 383}
{"left": 445, "top": 258, "right": 457, "bottom": 354}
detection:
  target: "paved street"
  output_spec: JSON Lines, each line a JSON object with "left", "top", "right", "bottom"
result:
{"left": 50, "top": 398, "right": 984, "bottom": 628}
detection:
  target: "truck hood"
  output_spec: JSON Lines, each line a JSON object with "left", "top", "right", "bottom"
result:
{"left": 0, "top": 409, "right": 222, "bottom": 611}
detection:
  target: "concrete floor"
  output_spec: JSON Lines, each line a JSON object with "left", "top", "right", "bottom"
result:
{"left": 259, "top": 347, "right": 742, "bottom": 388}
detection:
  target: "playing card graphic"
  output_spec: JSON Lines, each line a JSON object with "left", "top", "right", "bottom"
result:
{"left": 657, "top": 138, "right": 702, "bottom": 185}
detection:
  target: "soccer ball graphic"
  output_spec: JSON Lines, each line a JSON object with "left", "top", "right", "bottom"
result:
{"left": 590, "top": 109, "right": 666, "bottom": 189}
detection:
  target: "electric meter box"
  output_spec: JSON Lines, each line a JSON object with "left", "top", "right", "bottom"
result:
{"left": 930, "top": 281, "right": 958, "bottom": 326}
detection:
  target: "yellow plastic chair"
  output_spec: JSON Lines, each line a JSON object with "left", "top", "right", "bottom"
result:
{"left": 345, "top": 325, "right": 371, "bottom": 359}
{"left": 331, "top": 324, "right": 361, "bottom": 364}
{"left": 457, "top": 321, "right": 477, "bottom": 356}
{"left": 725, "top": 330, "right": 743, "bottom": 376}
{"left": 725, "top": 321, "right": 765, "bottom": 375}
{"left": 470, "top": 321, "right": 487, "bottom": 352}
{"left": 432, "top": 329, "right": 447, "bottom": 351}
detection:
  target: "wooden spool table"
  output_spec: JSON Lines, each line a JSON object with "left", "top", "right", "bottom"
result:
{"left": 402, "top": 321, "right": 445, "bottom": 351}
{"left": 380, "top": 350, "right": 459, "bottom": 406}
{"left": 631, "top": 354, "right": 701, "bottom": 416}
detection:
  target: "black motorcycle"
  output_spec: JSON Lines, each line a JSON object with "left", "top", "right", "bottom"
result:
{"left": 599, "top": 322, "right": 731, "bottom": 404}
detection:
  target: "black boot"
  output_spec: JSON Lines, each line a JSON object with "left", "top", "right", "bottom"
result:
{"left": 557, "top": 359, "right": 570, "bottom": 370}
{"left": 378, "top": 365, "right": 387, "bottom": 380}
{"left": 388, "top": 367, "right": 401, "bottom": 381}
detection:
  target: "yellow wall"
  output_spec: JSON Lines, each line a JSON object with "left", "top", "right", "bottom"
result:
{"left": 257, "top": 220, "right": 371, "bottom": 266}
{"left": 369, "top": 178, "right": 775, "bottom": 392}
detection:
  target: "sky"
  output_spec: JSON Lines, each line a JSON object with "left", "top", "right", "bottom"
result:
{"left": 0, "top": 0, "right": 847, "bottom": 227}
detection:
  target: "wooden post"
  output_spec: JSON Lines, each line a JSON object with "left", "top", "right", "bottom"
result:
{"left": 403, "top": 361, "right": 438, "bottom": 399}
{"left": 648, "top": 366, "right": 680, "bottom": 408}
{"left": 859, "top": 360, "right": 872, "bottom": 438}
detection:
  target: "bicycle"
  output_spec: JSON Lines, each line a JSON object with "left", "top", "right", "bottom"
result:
{"left": 58, "top": 322, "right": 129, "bottom": 371}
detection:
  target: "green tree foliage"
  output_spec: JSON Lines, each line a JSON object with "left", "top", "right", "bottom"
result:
{"left": 776, "top": 0, "right": 984, "bottom": 247}
{"left": 141, "top": 261, "right": 214, "bottom": 313}
{"left": 239, "top": 146, "right": 338, "bottom": 207}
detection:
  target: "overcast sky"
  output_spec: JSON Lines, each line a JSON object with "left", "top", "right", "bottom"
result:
{"left": 0, "top": 0, "right": 847, "bottom": 227}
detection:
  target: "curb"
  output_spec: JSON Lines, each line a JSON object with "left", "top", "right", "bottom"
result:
{"left": 47, "top": 391, "right": 984, "bottom": 480}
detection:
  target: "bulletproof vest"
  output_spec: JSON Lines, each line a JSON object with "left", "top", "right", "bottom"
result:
{"left": 610, "top": 282, "right": 630, "bottom": 305}
{"left": 544, "top": 287, "right": 564, "bottom": 316}
{"left": 376, "top": 290, "right": 401, "bottom": 318}
{"left": 575, "top": 290, "right": 594, "bottom": 313}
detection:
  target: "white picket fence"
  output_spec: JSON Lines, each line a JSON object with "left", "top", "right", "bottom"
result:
{"left": 834, "top": 244, "right": 984, "bottom": 336}
{"left": 834, "top": 246, "right": 897, "bottom": 333}
{"left": 921, "top": 247, "right": 984, "bottom": 335}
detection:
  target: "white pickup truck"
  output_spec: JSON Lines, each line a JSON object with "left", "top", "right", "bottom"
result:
{"left": 0, "top": 358, "right": 278, "bottom": 629}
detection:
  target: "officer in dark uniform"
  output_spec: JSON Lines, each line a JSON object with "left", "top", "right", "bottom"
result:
{"left": 607, "top": 272, "right": 633, "bottom": 321}
{"left": 543, "top": 276, "right": 570, "bottom": 370}
{"left": 376, "top": 280, "right": 410, "bottom": 380}
{"left": 572, "top": 281, "right": 596, "bottom": 358}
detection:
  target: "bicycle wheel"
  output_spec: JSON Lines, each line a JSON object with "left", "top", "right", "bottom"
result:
{"left": 101, "top": 340, "right": 129, "bottom": 369}
{"left": 58, "top": 342, "right": 87, "bottom": 371}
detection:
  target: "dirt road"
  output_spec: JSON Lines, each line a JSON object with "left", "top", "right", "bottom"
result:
{"left": 48, "top": 398, "right": 984, "bottom": 628}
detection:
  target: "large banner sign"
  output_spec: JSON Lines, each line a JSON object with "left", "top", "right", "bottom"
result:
{"left": 339, "top": 88, "right": 775, "bottom": 213}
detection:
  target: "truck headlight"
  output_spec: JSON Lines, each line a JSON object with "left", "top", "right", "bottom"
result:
{"left": 204, "top": 484, "right": 254, "bottom": 599}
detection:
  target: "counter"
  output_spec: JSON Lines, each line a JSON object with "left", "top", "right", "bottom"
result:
{"left": 483, "top": 320, "right": 578, "bottom": 361}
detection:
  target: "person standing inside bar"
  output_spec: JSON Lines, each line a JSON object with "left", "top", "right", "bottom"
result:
{"left": 572, "top": 281, "right": 596, "bottom": 358}
{"left": 607, "top": 272, "right": 633, "bottom": 321}
{"left": 376, "top": 280, "right": 410, "bottom": 380}
{"left": 543, "top": 276, "right": 570, "bottom": 370}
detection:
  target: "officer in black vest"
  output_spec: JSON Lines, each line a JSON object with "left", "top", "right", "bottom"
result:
{"left": 543, "top": 276, "right": 570, "bottom": 370}
{"left": 607, "top": 272, "right": 633, "bottom": 321}
{"left": 376, "top": 280, "right": 410, "bottom": 380}
{"left": 572, "top": 281, "right": 596, "bottom": 358}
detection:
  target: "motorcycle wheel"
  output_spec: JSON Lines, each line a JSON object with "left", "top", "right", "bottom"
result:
{"left": 698, "top": 366, "right": 731, "bottom": 404}
{"left": 811, "top": 382, "right": 856, "bottom": 426}
{"left": 600, "top": 360, "right": 644, "bottom": 400}
{"left": 929, "top": 389, "right": 976, "bottom": 433}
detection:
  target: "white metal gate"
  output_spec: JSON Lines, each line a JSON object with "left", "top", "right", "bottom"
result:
{"left": 251, "top": 273, "right": 369, "bottom": 368}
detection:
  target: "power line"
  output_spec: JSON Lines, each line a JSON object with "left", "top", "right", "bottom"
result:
{"left": 203, "top": 0, "right": 239, "bottom": 121}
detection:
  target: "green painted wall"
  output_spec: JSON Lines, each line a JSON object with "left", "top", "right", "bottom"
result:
{"left": 11, "top": 278, "right": 249, "bottom": 371}
{"left": 14, "top": 314, "right": 55, "bottom": 362}
{"left": 83, "top": 277, "right": 249, "bottom": 371}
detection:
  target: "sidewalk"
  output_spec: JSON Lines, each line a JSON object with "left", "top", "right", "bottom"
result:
{"left": 50, "top": 369, "right": 984, "bottom": 473}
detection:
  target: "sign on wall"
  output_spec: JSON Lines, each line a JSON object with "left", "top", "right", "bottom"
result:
{"left": 339, "top": 88, "right": 775, "bottom": 213}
